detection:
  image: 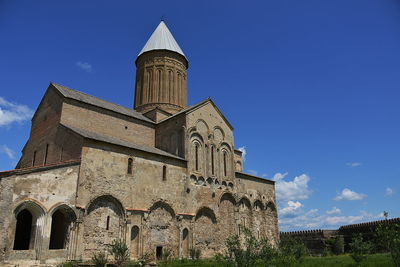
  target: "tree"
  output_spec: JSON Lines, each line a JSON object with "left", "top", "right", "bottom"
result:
{"left": 349, "top": 233, "right": 372, "bottom": 265}
{"left": 376, "top": 212, "right": 400, "bottom": 267}
{"left": 109, "top": 239, "right": 130, "bottom": 267}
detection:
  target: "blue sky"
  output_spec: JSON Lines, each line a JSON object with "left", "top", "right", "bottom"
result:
{"left": 1, "top": 0, "right": 399, "bottom": 231}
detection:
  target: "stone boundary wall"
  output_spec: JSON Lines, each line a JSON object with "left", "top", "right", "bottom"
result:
{"left": 280, "top": 217, "right": 400, "bottom": 255}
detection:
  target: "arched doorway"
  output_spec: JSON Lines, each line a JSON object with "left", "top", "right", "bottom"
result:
{"left": 13, "top": 209, "right": 33, "bottom": 250}
{"left": 49, "top": 205, "right": 76, "bottom": 249}
{"left": 13, "top": 201, "right": 45, "bottom": 251}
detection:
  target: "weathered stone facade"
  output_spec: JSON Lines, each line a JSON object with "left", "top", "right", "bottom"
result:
{"left": 0, "top": 21, "right": 279, "bottom": 266}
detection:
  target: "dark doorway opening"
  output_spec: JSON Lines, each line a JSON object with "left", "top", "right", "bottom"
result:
{"left": 13, "top": 209, "right": 33, "bottom": 250}
{"left": 156, "top": 246, "right": 163, "bottom": 260}
{"left": 49, "top": 210, "right": 69, "bottom": 249}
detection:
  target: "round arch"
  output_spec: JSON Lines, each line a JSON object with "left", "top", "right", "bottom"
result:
{"left": 195, "top": 207, "right": 217, "bottom": 224}
{"left": 219, "top": 192, "right": 237, "bottom": 205}
{"left": 149, "top": 200, "right": 176, "bottom": 218}
{"left": 86, "top": 194, "right": 125, "bottom": 217}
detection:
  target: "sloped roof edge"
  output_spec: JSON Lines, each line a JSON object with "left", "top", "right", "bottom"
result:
{"left": 61, "top": 123, "right": 185, "bottom": 161}
{"left": 158, "top": 98, "right": 234, "bottom": 130}
{"left": 51, "top": 82, "right": 154, "bottom": 124}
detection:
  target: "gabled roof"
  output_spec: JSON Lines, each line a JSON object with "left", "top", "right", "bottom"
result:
{"left": 61, "top": 123, "right": 185, "bottom": 161}
{"left": 138, "top": 21, "right": 186, "bottom": 59}
{"left": 51, "top": 82, "right": 154, "bottom": 124}
{"left": 158, "top": 98, "right": 234, "bottom": 130}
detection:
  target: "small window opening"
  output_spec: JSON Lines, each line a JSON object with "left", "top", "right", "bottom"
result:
{"left": 156, "top": 246, "right": 163, "bottom": 260}
{"left": 223, "top": 151, "right": 227, "bottom": 176}
{"left": 195, "top": 144, "right": 199, "bottom": 171}
{"left": 127, "top": 158, "right": 133, "bottom": 174}
{"left": 211, "top": 146, "right": 215, "bottom": 175}
{"left": 106, "top": 216, "right": 110, "bottom": 230}
{"left": 59, "top": 147, "right": 63, "bottom": 162}
{"left": 44, "top": 144, "right": 49, "bottom": 165}
{"left": 162, "top": 165, "right": 167, "bottom": 181}
{"left": 32, "top": 150, "right": 37, "bottom": 167}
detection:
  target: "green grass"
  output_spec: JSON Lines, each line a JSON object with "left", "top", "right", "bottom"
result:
{"left": 157, "top": 253, "right": 394, "bottom": 267}
{"left": 299, "top": 253, "right": 394, "bottom": 267}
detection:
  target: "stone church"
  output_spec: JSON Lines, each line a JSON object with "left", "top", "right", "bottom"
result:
{"left": 0, "top": 21, "right": 278, "bottom": 265}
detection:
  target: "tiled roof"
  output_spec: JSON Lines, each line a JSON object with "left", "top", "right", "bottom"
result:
{"left": 61, "top": 123, "right": 185, "bottom": 161}
{"left": 51, "top": 82, "right": 154, "bottom": 124}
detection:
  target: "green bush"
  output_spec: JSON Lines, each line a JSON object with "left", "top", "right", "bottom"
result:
{"left": 279, "top": 235, "right": 308, "bottom": 264}
{"left": 57, "top": 262, "right": 79, "bottom": 267}
{"left": 349, "top": 233, "right": 372, "bottom": 265}
{"left": 376, "top": 213, "right": 400, "bottom": 267}
{"left": 325, "top": 236, "right": 344, "bottom": 255}
{"left": 92, "top": 251, "right": 107, "bottom": 267}
{"left": 189, "top": 247, "right": 201, "bottom": 260}
{"left": 109, "top": 239, "right": 130, "bottom": 267}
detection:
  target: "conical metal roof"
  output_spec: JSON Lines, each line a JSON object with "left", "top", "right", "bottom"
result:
{"left": 138, "top": 21, "right": 186, "bottom": 59}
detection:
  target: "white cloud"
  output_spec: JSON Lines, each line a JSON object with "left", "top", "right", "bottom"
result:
{"left": 280, "top": 201, "right": 303, "bottom": 217}
{"left": 385, "top": 187, "right": 394, "bottom": 196}
{"left": 76, "top": 61, "right": 93, "bottom": 73}
{"left": 0, "top": 97, "right": 33, "bottom": 127}
{"left": 279, "top": 209, "right": 383, "bottom": 231}
{"left": 273, "top": 172, "right": 288, "bottom": 182}
{"left": 237, "top": 146, "right": 246, "bottom": 161}
{"left": 326, "top": 207, "right": 341, "bottom": 215}
{"left": 0, "top": 145, "right": 15, "bottom": 159}
{"left": 346, "top": 162, "right": 362, "bottom": 167}
{"left": 275, "top": 173, "right": 312, "bottom": 202}
{"left": 334, "top": 188, "right": 367, "bottom": 201}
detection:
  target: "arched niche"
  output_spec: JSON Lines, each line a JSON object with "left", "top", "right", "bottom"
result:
{"left": 182, "top": 228, "right": 189, "bottom": 258}
{"left": 197, "top": 176, "right": 205, "bottom": 186}
{"left": 219, "top": 193, "right": 236, "bottom": 241}
{"left": 253, "top": 200, "right": 264, "bottom": 212}
{"left": 83, "top": 195, "right": 125, "bottom": 258}
{"left": 195, "top": 207, "right": 217, "bottom": 224}
{"left": 194, "top": 207, "right": 217, "bottom": 258}
{"left": 190, "top": 174, "right": 197, "bottom": 184}
{"left": 213, "top": 127, "right": 225, "bottom": 143}
{"left": 196, "top": 119, "right": 209, "bottom": 135}
{"left": 130, "top": 225, "right": 140, "bottom": 258}
{"left": 146, "top": 201, "right": 178, "bottom": 260}
{"left": 266, "top": 201, "right": 277, "bottom": 213}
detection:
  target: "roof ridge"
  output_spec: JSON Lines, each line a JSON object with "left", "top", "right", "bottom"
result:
{"left": 50, "top": 82, "right": 154, "bottom": 124}
{"left": 52, "top": 82, "right": 132, "bottom": 110}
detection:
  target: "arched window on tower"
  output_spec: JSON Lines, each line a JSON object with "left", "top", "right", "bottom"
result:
{"left": 168, "top": 70, "right": 173, "bottom": 103}
{"left": 157, "top": 69, "right": 162, "bottom": 102}
{"left": 177, "top": 73, "right": 182, "bottom": 104}
{"left": 195, "top": 144, "right": 199, "bottom": 171}
{"left": 223, "top": 151, "right": 227, "bottom": 177}
{"left": 127, "top": 158, "right": 133, "bottom": 174}
{"left": 211, "top": 146, "right": 215, "bottom": 175}
{"left": 147, "top": 69, "right": 153, "bottom": 102}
